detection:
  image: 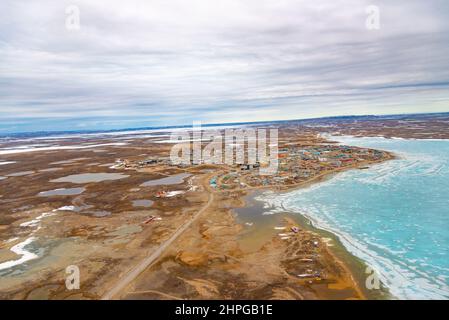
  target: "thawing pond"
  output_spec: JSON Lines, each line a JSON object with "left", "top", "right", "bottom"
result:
{"left": 6, "top": 171, "right": 34, "bottom": 177}
{"left": 141, "top": 173, "right": 191, "bottom": 187}
{"left": 39, "top": 168, "right": 63, "bottom": 172}
{"left": 132, "top": 200, "right": 154, "bottom": 208}
{"left": 38, "top": 187, "right": 86, "bottom": 197}
{"left": 51, "top": 173, "right": 129, "bottom": 184}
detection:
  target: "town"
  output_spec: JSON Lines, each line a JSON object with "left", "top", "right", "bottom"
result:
{"left": 111, "top": 139, "right": 391, "bottom": 192}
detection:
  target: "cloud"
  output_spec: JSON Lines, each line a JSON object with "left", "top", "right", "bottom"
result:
{"left": 0, "top": 0, "right": 448, "bottom": 132}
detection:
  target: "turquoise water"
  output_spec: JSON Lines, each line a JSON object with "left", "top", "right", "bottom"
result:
{"left": 261, "top": 136, "right": 449, "bottom": 299}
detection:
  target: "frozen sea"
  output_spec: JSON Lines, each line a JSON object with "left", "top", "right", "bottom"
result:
{"left": 261, "top": 136, "right": 449, "bottom": 299}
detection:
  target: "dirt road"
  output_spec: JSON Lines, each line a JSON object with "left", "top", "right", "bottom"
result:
{"left": 101, "top": 188, "right": 214, "bottom": 300}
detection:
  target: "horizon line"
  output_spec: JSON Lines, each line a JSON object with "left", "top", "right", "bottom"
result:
{"left": 2, "top": 110, "right": 449, "bottom": 138}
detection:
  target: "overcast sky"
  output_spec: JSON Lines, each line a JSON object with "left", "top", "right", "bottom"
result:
{"left": 1, "top": 0, "right": 448, "bottom": 133}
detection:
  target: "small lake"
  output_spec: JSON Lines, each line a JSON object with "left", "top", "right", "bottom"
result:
{"left": 0, "top": 161, "right": 16, "bottom": 166}
{"left": 132, "top": 200, "right": 154, "bottom": 208}
{"left": 51, "top": 173, "right": 129, "bottom": 184}
{"left": 6, "top": 171, "right": 35, "bottom": 177}
{"left": 141, "top": 173, "right": 191, "bottom": 187}
{"left": 39, "top": 168, "right": 63, "bottom": 172}
{"left": 38, "top": 187, "right": 86, "bottom": 197}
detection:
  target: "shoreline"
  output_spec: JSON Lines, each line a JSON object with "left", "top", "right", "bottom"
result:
{"left": 1, "top": 121, "right": 448, "bottom": 299}
{"left": 232, "top": 154, "right": 396, "bottom": 300}
{"left": 237, "top": 189, "right": 392, "bottom": 300}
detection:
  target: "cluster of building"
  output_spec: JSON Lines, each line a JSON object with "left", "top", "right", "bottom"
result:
{"left": 211, "top": 144, "right": 389, "bottom": 190}
{"left": 112, "top": 157, "right": 171, "bottom": 170}
{"left": 113, "top": 142, "right": 388, "bottom": 192}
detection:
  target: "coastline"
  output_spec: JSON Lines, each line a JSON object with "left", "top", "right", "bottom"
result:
{"left": 1, "top": 117, "right": 448, "bottom": 299}
{"left": 232, "top": 153, "right": 396, "bottom": 300}
{"left": 0, "top": 132, "right": 396, "bottom": 300}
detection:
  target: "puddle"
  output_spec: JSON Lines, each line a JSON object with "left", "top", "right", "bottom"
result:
{"left": 86, "top": 210, "right": 111, "bottom": 217}
{"left": 50, "top": 160, "right": 78, "bottom": 165}
{"left": 132, "top": 200, "right": 154, "bottom": 208}
{"left": 51, "top": 173, "right": 129, "bottom": 184}
{"left": 141, "top": 173, "right": 191, "bottom": 187}
{"left": 0, "top": 161, "right": 16, "bottom": 166}
{"left": 39, "top": 168, "right": 63, "bottom": 172}
{"left": 98, "top": 163, "right": 115, "bottom": 167}
{"left": 50, "top": 158, "right": 89, "bottom": 165}
{"left": 38, "top": 187, "right": 86, "bottom": 197}
{"left": 107, "top": 224, "right": 142, "bottom": 237}
{"left": 6, "top": 171, "right": 35, "bottom": 177}
{"left": 70, "top": 157, "right": 90, "bottom": 161}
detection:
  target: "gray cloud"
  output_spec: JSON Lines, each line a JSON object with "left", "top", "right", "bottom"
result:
{"left": 0, "top": 0, "right": 448, "bottom": 132}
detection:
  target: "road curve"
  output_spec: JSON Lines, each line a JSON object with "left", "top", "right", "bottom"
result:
{"left": 101, "top": 190, "right": 214, "bottom": 300}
